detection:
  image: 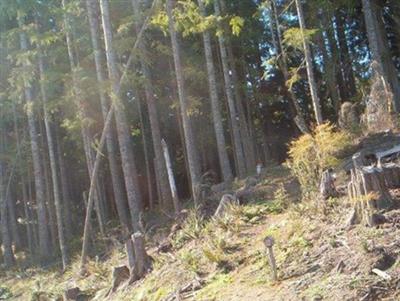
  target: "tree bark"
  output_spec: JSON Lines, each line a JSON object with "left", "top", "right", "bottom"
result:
{"left": 219, "top": 0, "right": 256, "bottom": 173}
{"left": 81, "top": 0, "right": 159, "bottom": 270}
{"left": 161, "top": 139, "right": 180, "bottom": 214}
{"left": 131, "top": 0, "right": 173, "bottom": 209}
{"left": 86, "top": 0, "right": 130, "bottom": 231}
{"left": 362, "top": 0, "right": 400, "bottom": 112}
{"left": 335, "top": 10, "right": 357, "bottom": 100}
{"left": 11, "top": 103, "right": 35, "bottom": 254}
{"left": 62, "top": 0, "right": 106, "bottom": 235}
{"left": 197, "top": 0, "right": 233, "bottom": 183}
{"left": 136, "top": 91, "right": 155, "bottom": 209}
{"left": 213, "top": 0, "right": 247, "bottom": 178}
{"left": 99, "top": 0, "right": 143, "bottom": 230}
{"left": 0, "top": 115, "right": 15, "bottom": 267}
{"left": 38, "top": 50, "right": 69, "bottom": 270}
{"left": 166, "top": 0, "right": 202, "bottom": 203}
{"left": 270, "top": 0, "right": 309, "bottom": 133}
{"left": 295, "top": 0, "right": 323, "bottom": 125}
{"left": 6, "top": 195, "right": 21, "bottom": 251}
{"left": 55, "top": 127, "right": 73, "bottom": 240}
{"left": 18, "top": 15, "right": 51, "bottom": 260}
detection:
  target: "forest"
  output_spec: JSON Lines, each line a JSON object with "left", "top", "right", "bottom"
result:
{"left": 1, "top": 0, "right": 400, "bottom": 300}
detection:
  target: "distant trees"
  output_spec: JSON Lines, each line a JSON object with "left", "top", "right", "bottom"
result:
{"left": 0, "top": 0, "right": 399, "bottom": 271}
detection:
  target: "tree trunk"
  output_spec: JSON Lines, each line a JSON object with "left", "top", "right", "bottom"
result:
{"left": 85, "top": 0, "right": 130, "bottom": 231}
{"left": 131, "top": 0, "right": 173, "bottom": 209}
{"left": 161, "top": 139, "right": 180, "bottom": 214}
{"left": 136, "top": 91, "right": 155, "bottom": 209}
{"left": 6, "top": 195, "right": 21, "bottom": 251}
{"left": 219, "top": 0, "right": 256, "bottom": 173}
{"left": 213, "top": 0, "right": 247, "bottom": 178}
{"left": 18, "top": 15, "right": 51, "bottom": 260}
{"left": 197, "top": 0, "right": 233, "bottom": 183}
{"left": 62, "top": 0, "right": 106, "bottom": 235}
{"left": 11, "top": 102, "right": 35, "bottom": 254}
{"left": 0, "top": 117, "right": 15, "bottom": 267}
{"left": 81, "top": 0, "right": 158, "bottom": 270}
{"left": 335, "top": 10, "right": 357, "bottom": 100}
{"left": 99, "top": 0, "right": 143, "bottom": 231}
{"left": 166, "top": 0, "right": 202, "bottom": 203}
{"left": 55, "top": 127, "right": 73, "bottom": 240}
{"left": 270, "top": 0, "right": 309, "bottom": 133}
{"left": 38, "top": 50, "right": 69, "bottom": 270}
{"left": 316, "top": 25, "right": 340, "bottom": 116}
{"left": 41, "top": 133, "right": 58, "bottom": 251}
{"left": 362, "top": 0, "right": 400, "bottom": 112}
{"left": 295, "top": 0, "right": 323, "bottom": 125}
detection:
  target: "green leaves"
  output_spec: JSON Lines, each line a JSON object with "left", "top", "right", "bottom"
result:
{"left": 283, "top": 27, "right": 319, "bottom": 51}
{"left": 229, "top": 16, "right": 244, "bottom": 36}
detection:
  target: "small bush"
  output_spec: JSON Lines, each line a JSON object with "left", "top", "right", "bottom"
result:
{"left": 286, "top": 123, "right": 351, "bottom": 195}
{"left": 173, "top": 210, "right": 204, "bottom": 248}
{"left": 0, "top": 287, "right": 12, "bottom": 300}
{"left": 264, "top": 185, "right": 290, "bottom": 214}
{"left": 202, "top": 231, "right": 236, "bottom": 271}
{"left": 178, "top": 250, "right": 202, "bottom": 274}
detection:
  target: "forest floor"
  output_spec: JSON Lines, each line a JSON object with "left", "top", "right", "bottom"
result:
{"left": 2, "top": 165, "right": 400, "bottom": 301}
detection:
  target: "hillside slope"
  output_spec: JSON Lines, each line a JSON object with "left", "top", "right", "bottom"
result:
{"left": 2, "top": 166, "right": 400, "bottom": 301}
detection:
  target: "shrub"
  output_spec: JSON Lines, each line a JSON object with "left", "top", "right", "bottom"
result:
{"left": 178, "top": 250, "right": 202, "bottom": 274}
{"left": 286, "top": 123, "right": 351, "bottom": 195}
{"left": 173, "top": 210, "right": 204, "bottom": 248}
{"left": 0, "top": 287, "right": 12, "bottom": 300}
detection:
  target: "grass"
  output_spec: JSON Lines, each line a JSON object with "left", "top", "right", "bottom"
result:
{"left": 4, "top": 165, "right": 397, "bottom": 301}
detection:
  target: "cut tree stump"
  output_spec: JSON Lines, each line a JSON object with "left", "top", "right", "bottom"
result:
{"left": 319, "top": 169, "right": 338, "bottom": 200}
{"left": 214, "top": 194, "right": 237, "bottom": 217}
{"left": 110, "top": 266, "right": 130, "bottom": 293}
{"left": 64, "top": 287, "right": 81, "bottom": 300}
{"left": 348, "top": 164, "right": 393, "bottom": 226}
{"left": 382, "top": 163, "right": 400, "bottom": 188}
{"left": 125, "top": 239, "right": 135, "bottom": 272}
{"left": 131, "top": 232, "right": 152, "bottom": 281}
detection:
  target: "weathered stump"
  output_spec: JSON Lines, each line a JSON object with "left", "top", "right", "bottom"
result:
{"left": 214, "top": 194, "right": 237, "bottom": 218}
{"left": 64, "top": 287, "right": 81, "bottom": 300}
{"left": 131, "top": 232, "right": 152, "bottom": 281}
{"left": 110, "top": 266, "right": 130, "bottom": 293}
{"left": 348, "top": 166, "right": 393, "bottom": 226}
{"left": 382, "top": 163, "right": 400, "bottom": 188}
{"left": 125, "top": 239, "right": 135, "bottom": 272}
{"left": 319, "top": 169, "right": 338, "bottom": 200}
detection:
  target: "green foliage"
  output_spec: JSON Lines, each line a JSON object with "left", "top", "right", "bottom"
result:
{"left": 286, "top": 123, "right": 351, "bottom": 195}
{"left": 202, "top": 230, "right": 234, "bottom": 270}
{"left": 265, "top": 185, "right": 290, "bottom": 213}
{"left": 229, "top": 16, "right": 244, "bottom": 36}
{"left": 283, "top": 27, "right": 319, "bottom": 51}
{"left": 178, "top": 249, "right": 202, "bottom": 274}
{"left": 0, "top": 287, "right": 12, "bottom": 300}
{"left": 173, "top": 210, "right": 205, "bottom": 248}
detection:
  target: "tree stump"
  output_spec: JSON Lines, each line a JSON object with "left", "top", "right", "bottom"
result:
{"left": 214, "top": 194, "right": 237, "bottom": 218}
{"left": 131, "top": 232, "right": 152, "bottom": 280}
{"left": 125, "top": 239, "right": 135, "bottom": 272}
{"left": 348, "top": 166, "right": 393, "bottom": 226}
{"left": 382, "top": 163, "right": 400, "bottom": 189}
{"left": 319, "top": 169, "right": 338, "bottom": 200}
{"left": 64, "top": 287, "right": 81, "bottom": 300}
{"left": 110, "top": 266, "right": 130, "bottom": 293}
